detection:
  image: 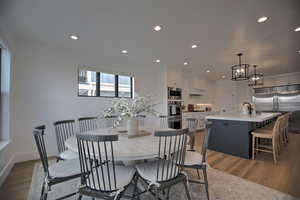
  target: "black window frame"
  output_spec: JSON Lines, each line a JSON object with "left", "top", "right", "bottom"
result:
{"left": 78, "top": 69, "right": 134, "bottom": 98}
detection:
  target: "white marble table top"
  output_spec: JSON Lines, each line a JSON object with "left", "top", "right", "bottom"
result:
{"left": 65, "top": 126, "right": 175, "bottom": 161}
{"left": 205, "top": 112, "right": 281, "bottom": 122}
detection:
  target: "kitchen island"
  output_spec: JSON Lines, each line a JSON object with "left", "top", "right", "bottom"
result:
{"left": 206, "top": 112, "right": 281, "bottom": 159}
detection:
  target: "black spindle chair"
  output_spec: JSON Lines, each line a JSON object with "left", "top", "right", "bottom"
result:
{"left": 135, "top": 128, "right": 191, "bottom": 200}
{"left": 33, "top": 125, "right": 81, "bottom": 200}
{"left": 176, "top": 121, "right": 212, "bottom": 200}
{"left": 53, "top": 120, "right": 78, "bottom": 161}
{"left": 76, "top": 134, "right": 137, "bottom": 200}
{"left": 159, "top": 115, "right": 169, "bottom": 129}
{"left": 185, "top": 118, "right": 198, "bottom": 151}
{"left": 78, "top": 116, "right": 98, "bottom": 132}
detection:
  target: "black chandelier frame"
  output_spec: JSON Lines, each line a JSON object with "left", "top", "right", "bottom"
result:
{"left": 231, "top": 53, "right": 250, "bottom": 81}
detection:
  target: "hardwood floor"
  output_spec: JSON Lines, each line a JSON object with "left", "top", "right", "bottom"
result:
{"left": 196, "top": 132, "right": 300, "bottom": 198}
{"left": 1, "top": 133, "right": 300, "bottom": 199}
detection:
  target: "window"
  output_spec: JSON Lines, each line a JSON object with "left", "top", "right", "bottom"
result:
{"left": 118, "top": 75, "right": 132, "bottom": 98}
{"left": 100, "top": 73, "right": 115, "bottom": 97}
{"left": 78, "top": 69, "right": 134, "bottom": 98}
{"left": 78, "top": 70, "right": 97, "bottom": 96}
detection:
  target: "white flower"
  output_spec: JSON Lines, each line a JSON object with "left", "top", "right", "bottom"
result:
{"left": 102, "top": 95, "right": 160, "bottom": 128}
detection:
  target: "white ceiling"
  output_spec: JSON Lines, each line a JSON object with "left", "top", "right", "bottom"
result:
{"left": 1, "top": 0, "right": 300, "bottom": 80}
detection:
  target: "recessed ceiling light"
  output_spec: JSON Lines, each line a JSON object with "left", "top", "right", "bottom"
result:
{"left": 206, "top": 70, "right": 210, "bottom": 73}
{"left": 156, "top": 59, "right": 161, "bottom": 63}
{"left": 222, "top": 75, "right": 226, "bottom": 79}
{"left": 295, "top": 27, "right": 300, "bottom": 32}
{"left": 154, "top": 26, "right": 162, "bottom": 31}
{"left": 69, "top": 35, "right": 78, "bottom": 40}
{"left": 184, "top": 62, "right": 189, "bottom": 66}
{"left": 257, "top": 16, "right": 268, "bottom": 23}
{"left": 191, "top": 44, "right": 198, "bottom": 49}
{"left": 121, "top": 50, "right": 128, "bottom": 54}
{"left": 298, "top": 50, "right": 300, "bottom": 54}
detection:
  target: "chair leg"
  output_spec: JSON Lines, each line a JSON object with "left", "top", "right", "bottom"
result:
{"left": 77, "top": 194, "right": 82, "bottom": 200}
{"left": 40, "top": 181, "right": 46, "bottom": 200}
{"left": 252, "top": 135, "right": 255, "bottom": 160}
{"left": 183, "top": 179, "right": 191, "bottom": 200}
{"left": 132, "top": 175, "right": 140, "bottom": 200}
{"left": 196, "top": 168, "right": 201, "bottom": 179}
{"left": 285, "top": 128, "right": 289, "bottom": 143}
{"left": 272, "top": 139, "right": 277, "bottom": 164}
{"left": 203, "top": 168, "right": 210, "bottom": 200}
{"left": 154, "top": 188, "right": 160, "bottom": 200}
{"left": 166, "top": 187, "right": 171, "bottom": 200}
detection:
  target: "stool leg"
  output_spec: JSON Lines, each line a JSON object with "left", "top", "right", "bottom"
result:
{"left": 272, "top": 138, "right": 277, "bottom": 164}
{"left": 252, "top": 135, "right": 255, "bottom": 160}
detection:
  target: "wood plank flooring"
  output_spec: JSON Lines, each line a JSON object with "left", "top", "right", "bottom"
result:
{"left": 1, "top": 133, "right": 300, "bottom": 199}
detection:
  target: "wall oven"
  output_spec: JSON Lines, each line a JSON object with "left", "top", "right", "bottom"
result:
{"left": 167, "top": 87, "right": 183, "bottom": 129}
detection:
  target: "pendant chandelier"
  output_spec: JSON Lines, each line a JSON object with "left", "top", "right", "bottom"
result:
{"left": 231, "top": 53, "right": 250, "bottom": 81}
{"left": 248, "top": 65, "right": 264, "bottom": 86}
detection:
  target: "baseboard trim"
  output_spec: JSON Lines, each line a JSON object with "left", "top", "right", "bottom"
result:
{"left": 0, "top": 156, "right": 14, "bottom": 187}
{"left": 13, "top": 151, "right": 40, "bottom": 163}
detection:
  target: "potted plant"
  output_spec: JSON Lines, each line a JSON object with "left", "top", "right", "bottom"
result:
{"left": 102, "top": 95, "right": 159, "bottom": 136}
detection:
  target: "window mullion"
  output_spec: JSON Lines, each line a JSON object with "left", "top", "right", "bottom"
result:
{"left": 96, "top": 72, "right": 100, "bottom": 96}
{"left": 130, "top": 77, "right": 133, "bottom": 98}
{"left": 115, "top": 75, "right": 119, "bottom": 98}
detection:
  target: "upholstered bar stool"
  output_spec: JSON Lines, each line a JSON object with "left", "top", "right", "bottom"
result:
{"left": 251, "top": 116, "right": 284, "bottom": 164}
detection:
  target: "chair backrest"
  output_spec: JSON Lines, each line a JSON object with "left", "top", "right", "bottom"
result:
{"left": 102, "top": 116, "right": 118, "bottom": 128}
{"left": 155, "top": 128, "right": 189, "bottom": 182}
{"left": 272, "top": 116, "right": 284, "bottom": 138}
{"left": 283, "top": 113, "right": 289, "bottom": 129}
{"left": 201, "top": 121, "right": 212, "bottom": 163}
{"left": 76, "top": 134, "right": 119, "bottom": 192}
{"left": 159, "top": 115, "right": 169, "bottom": 128}
{"left": 78, "top": 117, "right": 98, "bottom": 132}
{"left": 53, "top": 120, "right": 76, "bottom": 154}
{"left": 33, "top": 125, "right": 49, "bottom": 176}
{"left": 185, "top": 118, "right": 198, "bottom": 134}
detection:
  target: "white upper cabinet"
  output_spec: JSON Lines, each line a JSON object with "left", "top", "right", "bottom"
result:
{"left": 189, "top": 77, "right": 206, "bottom": 91}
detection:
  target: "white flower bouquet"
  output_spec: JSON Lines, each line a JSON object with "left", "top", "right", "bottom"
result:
{"left": 102, "top": 95, "right": 159, "bottom": 128}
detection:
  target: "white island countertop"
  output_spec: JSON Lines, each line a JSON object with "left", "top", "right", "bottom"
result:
{"left": 205, "top": 112, "right": 281, "bottom": 122}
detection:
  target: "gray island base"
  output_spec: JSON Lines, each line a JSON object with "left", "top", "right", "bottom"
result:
{"left": 206, "top": 113, "right": 281, "bottom": 159}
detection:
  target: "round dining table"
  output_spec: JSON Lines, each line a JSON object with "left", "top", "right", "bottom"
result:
{"left": 65, "top": 126, "right": 174, "bottom": 161}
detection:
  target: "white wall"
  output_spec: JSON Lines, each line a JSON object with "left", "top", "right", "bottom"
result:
{"left": 0, "top": 28, "right": 15, "bottom": 186}
{"left": 262, "top": 72, "right": 300, "bottom": 87}
{"left": 215, "top": 80, "right": 239, "bottom": 113}
{"left": 12, "top": 38, "right": 167, "bottom": 162}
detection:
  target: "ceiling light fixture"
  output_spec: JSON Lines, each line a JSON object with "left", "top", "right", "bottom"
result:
{"left": 298, "top": 50, "right": 300, "bottom": 54}
{"left": 69, "top": 35, "right": 79, "bottom": 40}
{"left": 191, "top": 44, "right": 198, "bottom": 49}
{"left": 156, "top": 59, "right": 161, "bottom": 63}
{"left": 184, "top": 62, "right": 188, "bottom": 66}
{"left": 121, "top": 50, "right": 128, "bottom": 54}
{"left": 154, "top": 26, "right": 162, "bottom": 31}
{"left": 231, "top": 53, "right": 250, "bottom": 81}
{"left": 206, "top": 70, "right": 210, "bottom": 73}
{"left": 222, "top": 75, "right": 226, "bottom": 79}
{"left": 294, "top": 27, "right": 300, "bottom": 32}
{"left": 257, "top": 16, "right": 268, "bottom": 23}
{"left": 248, "top": 65, "right": 264, "bottom": 86}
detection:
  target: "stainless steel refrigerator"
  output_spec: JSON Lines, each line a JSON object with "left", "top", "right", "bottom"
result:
{"left": 253, "top": 84, "right": 300, "bottom": 132}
